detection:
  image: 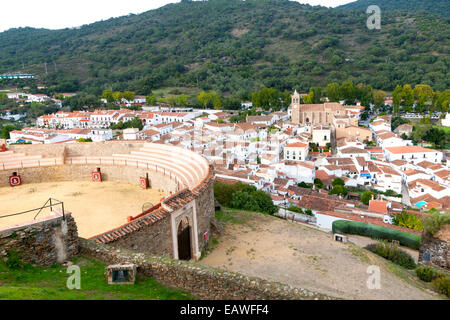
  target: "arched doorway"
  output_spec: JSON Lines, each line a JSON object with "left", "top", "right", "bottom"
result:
{"left": 177, "top": 217, "right": 191, "bottom": 260}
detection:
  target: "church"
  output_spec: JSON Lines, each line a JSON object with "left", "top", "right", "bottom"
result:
{"left": 290, "top": 90, "right": 347, "bottom": 125}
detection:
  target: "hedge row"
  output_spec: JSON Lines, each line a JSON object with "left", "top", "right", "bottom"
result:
{"left": 332, "top": 220, "right": 421, "bottom": 250}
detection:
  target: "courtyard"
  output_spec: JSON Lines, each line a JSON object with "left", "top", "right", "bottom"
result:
{"left": 201, "top": 209, "right": 441, "bottom": 300}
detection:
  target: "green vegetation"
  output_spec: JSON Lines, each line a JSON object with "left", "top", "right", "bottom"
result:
{"left": 215, "top": 208, "right": 254, "bottom": 225}
{"left": 416, "top": 265, "right": 437, "bottom": 282}
{"left": 213, "top": 181, "right": 277, "bottom": 215}
{"left": 0, "top": 124, "right": 21, "bottom": 139}
{"left": 365, "top": 241, "right": 416, "bottom": 269}
{"left": 0, "top": 255, "right": 193, "bottom": 300}
{"left": 0, "top": 0, "right": 448, "bottom": 98}
{"left": 329, "top": 178, "right": 348, "bottom": 197}
{"left": 361, "top": 191, "right": 374, "bottom": 205}
{"left": 411, "top": 124, "right": 450, "bottom": 150}
{"left": 110, "top": 116, "right": 144, "bottom": 130}
{"left": 391, "top": 116, "right": 410, "bottom": 131}
{"left": 332, "top": 220, "right": 421, "bottom": 249}
{"left": 423, "top": 211, "right": 450, "bottom": 235}
{"left": 297, "top": 181, "right": 313, "bottom": 189}
{"left": 393, "top": 211, "right": 423, "bottom": 231}
{"left": 339, "top": 0, "right": 449, "bottom": 18}
{"left": 286, "top": 206, "right": 313, "bottom": 216}
{"left": 416, "top": 266, "right": 450, "bottom": 297}
{"left": 432, "top": 274, "right": 450, "bottom": 297}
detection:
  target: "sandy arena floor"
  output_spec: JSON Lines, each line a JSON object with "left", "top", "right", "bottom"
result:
{"left": 0, "top": 181, "right": 166, "bottom": 238}
{"left": 201, "top": 210, "right": 440, "bottom": 300}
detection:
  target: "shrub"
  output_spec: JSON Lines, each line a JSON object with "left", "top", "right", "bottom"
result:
{"left": 298, "top": 182, "right": 312, "bottom": 188}
{"left": 304, "top": 209, "right": 313, "bottom": 216}
{"left": 287, "top": 206, "right": 304, "bottom": 214}
{"left": 366, "top": 241, "right": 416, "bottom": 269}
{"left": 214, "top": 181, "right": 245, "bottom": 207}
{"left": 416, "top": 266, "right": 437, "bottom": 282}
{"left": 432, "top": 275, "right": 450, "bottom": 297}
{"left": 423, "top": 211, "right": 450, "bottom": 235}
{"left": 5, "top": 250, "right": 23, "bottom": 270}
{"left": 332, "top": 220, "right": 421, "bottom": 250}
{"left": 393, "top": 211, "right": 423, "bottom": 231}
{"left": 332, "top": 178, "right": 345, "bottom": 186}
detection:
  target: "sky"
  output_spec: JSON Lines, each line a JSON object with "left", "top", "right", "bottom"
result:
{"left": 0, "top": 0, "right": 355, "bottom": 33}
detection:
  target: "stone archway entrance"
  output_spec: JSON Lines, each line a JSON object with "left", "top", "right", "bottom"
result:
{"left": 177, "top": 217, "right": 191, "bottom": 260}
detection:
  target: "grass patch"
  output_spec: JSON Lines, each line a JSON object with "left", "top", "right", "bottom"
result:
{"left": 0, "top": 255, "right": 194, "bottom": 300}
{"left": 215, "top": 208, "right": 255, "bottom": 225}
{"left": 433, "top": 125, "right": 450, "bottom": 134}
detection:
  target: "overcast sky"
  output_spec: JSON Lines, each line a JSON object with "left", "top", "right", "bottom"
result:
{"left": 0, "top": 0, "right": 355, "bottom": 32}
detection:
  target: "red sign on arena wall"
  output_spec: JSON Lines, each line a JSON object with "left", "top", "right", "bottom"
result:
{"left": 9, "top": 175, "right": 22, "bottom": 187}
{"left": 91, "top": 171, "right": 102, "bottom": 182}
{"left": 139, "top": 177, "right": 148, "bottom": 189}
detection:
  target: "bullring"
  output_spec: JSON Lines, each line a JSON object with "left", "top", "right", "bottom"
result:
{"left": 0, "top": 141, "right": 215, "bottom": 261}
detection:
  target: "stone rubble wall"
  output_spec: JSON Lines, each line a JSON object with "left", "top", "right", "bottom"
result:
{"left": 79, "top": 238, "right": 336, "bottom": 300}
{"left": 0, "top": 212, "right": 79, "bottom": 266}
{"left": 419, "top": 233, "right": 449, "bottom": 270}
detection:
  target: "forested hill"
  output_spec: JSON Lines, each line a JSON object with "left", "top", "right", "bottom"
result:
{"left": 339, "top": 0, "right": 450, "bottom": 18}
{"left": 0, "top": 0, "right": 448, "bottom": 97}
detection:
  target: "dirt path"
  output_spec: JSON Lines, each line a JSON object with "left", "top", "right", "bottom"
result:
{"left": 0, "top": 181, "right": 166, "bottom": 238}
{"left": 201, "top": 210, "right": 440, "bottom": 300}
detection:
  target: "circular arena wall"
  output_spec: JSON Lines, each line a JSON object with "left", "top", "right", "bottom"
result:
{"left": 0, "top": 141, "right": 215, "bottom": 260}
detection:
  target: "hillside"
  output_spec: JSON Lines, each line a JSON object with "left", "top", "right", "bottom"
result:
{"left": 0, "top": 0, "right": 448, "bottom": 97}
{"left": 339, "top": 0, "right": 450, "bottom": 17}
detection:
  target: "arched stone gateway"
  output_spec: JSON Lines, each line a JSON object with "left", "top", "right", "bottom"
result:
{"left": 177, "top": 217, "right": 191, "bottom": 260}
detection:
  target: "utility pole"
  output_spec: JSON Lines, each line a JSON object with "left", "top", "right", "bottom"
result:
{"left": 44, "top": 62, "right": 48, "bottom": 74}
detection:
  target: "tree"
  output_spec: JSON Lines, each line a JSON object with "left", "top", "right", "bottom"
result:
{"left": 326, "top": 82, "right": 341, "bottom": 102}
{"left": 372, "top": 90, "right": 385, "bottom": 109}
{"left": 146, "top": 95, "right": 157, "bottom": 105}
{"left": 329, "top": 185, "right": 347, "bottom": 197}
{"left": 392, "top": 85, "right": 403, "bottom": 109}
{"left": 414, "top": 84, "right": 433, "bottom": 113}
{"left": 251, "top": 88, "right": 281, "bottom": 110}
{"left": 213, "top": 95, "right": 222, "bottom": 110}
{"left": 332, "top": 178, "right": 345, "bottom": 186}
{"left": 402, "top": 84, "right": 415, "bottom": 111}
{"left": 434, "top": 90, "right": 450, "bottom": 113}
{"left": 166, "top": 94, "right": 177, "bottom": 106}
{"left": 340, "top": 80, "right": 356, "bottom": 104}
{"left": 102, "top": 89, "right": 114, "bottom": 103}
{"left": 0, "top": 124, "right": 20, "bottom": 139}
{"left": 177, "top": 94, "right": 189, "bottom": 107}
{"left": 197, "top": 91, "right": 213, "bottom": 109}
{"left": 304, "top": 87, "right": 322, "bottom": 104}
{"left": 314, "top": 178, "right": 324, "bottom": 189}
{"left": 361, "top": 191, "right": 374, "bottom": 205}
{"left": 122, "top": 91, "right": 135, "bottom": 102}
{"left": 112, "top": 91, "right": 122, "bottom": 102}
